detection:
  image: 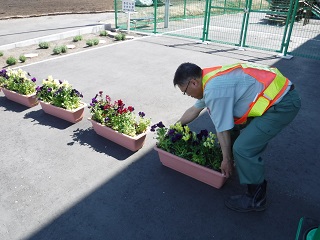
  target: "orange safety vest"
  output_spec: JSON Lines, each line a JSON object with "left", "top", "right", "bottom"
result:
{"left": 202, "top": 63, "right": 290, "bottom": 124}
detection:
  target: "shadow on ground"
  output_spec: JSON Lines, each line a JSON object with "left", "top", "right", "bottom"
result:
{"left": 70, "top": 127, "right": 137, "bottom": 160}
{"left": 0, "top": 96, "right": 33, "bottom": 113}
{"left": 24, "top": 109, "right": 75, "bottom": 130}
{"left": 7, "top": 36, "right": 320, "bottom": 240}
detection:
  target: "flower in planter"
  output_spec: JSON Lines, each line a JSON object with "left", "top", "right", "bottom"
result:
{"left": 0, "top": 69, "right": 6, "bottom": 88}
{"left": 0, "top": 68, "right": 37, "bottom": 95}
{"left": 89, "top": 91, "right": 151, "bottom": 137}
{"left": 36, "top": 75, "right": 83, "bottom": 110}
{"left": 151, "top": 122, "right": 223, "bottom": 171}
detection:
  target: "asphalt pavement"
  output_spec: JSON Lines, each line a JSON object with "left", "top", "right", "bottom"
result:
{"left": 0, "top": 13, "right": 320, "bottom": 240}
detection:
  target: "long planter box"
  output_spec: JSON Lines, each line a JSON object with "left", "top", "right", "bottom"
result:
{"left": 39, "top": 101, "right": 86, "bottom": 123}
{"left": 88, "top": 118, "right": 147, "bottom": 151}
{"left": 154, "top": 146, "right": 227, "bottom": 189}
{"left": 2, "top": 88, "right": 38, "bottom": 108}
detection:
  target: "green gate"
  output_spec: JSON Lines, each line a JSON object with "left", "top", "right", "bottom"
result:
{"left": 202, "top": 0, "right": 297, "bottom": 53}
{"left": 114, "top": 0, "right": 320, "bottom": 59}
{"left": 202, "top": 0, "right": 250, "bottom": 46}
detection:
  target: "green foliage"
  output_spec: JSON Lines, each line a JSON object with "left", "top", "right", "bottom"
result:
{"left": 0, "top": 51, "right": 3, "bottom": 57}
{"left": 0, "top": 68, "right": 37, "bottom": 95}
{"left": 53, "top": 46, "right": 62, "bottom": 55}
{"left": 99, "top": 30, "right": 107, "bottom": 36}
{"left": 6, "top": 56, "right": 17, "bottom": 66}
{"left": 115, "top": 33, "right": 126, "bottom": 41}
{"left": 35, "top": 76, "right": 83, "bottom": 110}
{"left": 93, "top": 38, "right": 99, "bottom": 45}
{"left": 89, "top": 91, "right": 151, "bottom": 137}
{"left": 86, "top": 39, "right": 94, "bottom": 47}
{"left": 19, "top": 55, "right": 27, "bottom": 63}
{"left": 52, "top": 45, "right": 67, "bottom": 55}
{"left": 86, "top": 38, "right": 100, "bottom": 47}
{"left": 38, "top": 42, "right": 50, "bottom": 49}
{"left": 73, "top": 35, "right": 83, "bottom": 42}
{"left": 151, "top": 122, "right": 223, "bottom": 171}
{"left": 60, "top": 45, "right": 67, "bottom": 53}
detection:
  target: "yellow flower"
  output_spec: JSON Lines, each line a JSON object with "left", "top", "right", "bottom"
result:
{"left": 182, "top": 133, "right": 191, "bottom": 141}
{"left": 171, "top": 122, "right": 183, "bottom": 132}
{"left": 183, "top": 125, "right": 190, "bottom": 133}
{"left": 61, "top": 81, "right": 70, "bottom": 87}
{"left": 7, "top": 68, "right": 27, "bottom": 79}
{"left": 53, "top": 79, "right": 61, "bottom": 86}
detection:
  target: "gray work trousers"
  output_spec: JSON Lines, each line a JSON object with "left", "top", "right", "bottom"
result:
{"left": 232, "top": 89, "right": 301, "bottom": 184}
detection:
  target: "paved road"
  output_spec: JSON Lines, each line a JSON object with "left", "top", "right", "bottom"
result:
{"left": 0, "top": 13, "right": 319, "bottom": 240}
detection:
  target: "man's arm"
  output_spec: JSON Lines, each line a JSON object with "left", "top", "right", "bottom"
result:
{"left": 177, "top": 106, "right": 204, "bottom": 125}
{"left": 217, "top": 130, "right": 233, "bottom": 177}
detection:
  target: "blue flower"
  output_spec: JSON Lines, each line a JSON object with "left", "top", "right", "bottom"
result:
{"left": 157, "top": 121, "right": 165, "bottom": 128}
{"left": 150, "top": 125, "right": 157, "bottom": 132}
{"left": 197, "top": 130, "right": 209, "bottom": 140}
{"left": 201, "top": 130, "right": 208, "bottom": 137}
{"left": 139, "top": 111, "right": 145, "bottom": 117}
{"left": 171, "top": 133, "right": 183, "bottom": 143}
{"left": 0, "top": 69, "right": 7, "bottom": 77}
{"left": 175, "top": 133, "right": 183, "bottom": 140}
{"left": 168, "top": 129, "right": 175, "bottom": 136}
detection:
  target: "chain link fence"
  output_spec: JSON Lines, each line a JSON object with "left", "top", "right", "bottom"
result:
{"left": 115, "top": 0, "right": 320, "bottom": 59}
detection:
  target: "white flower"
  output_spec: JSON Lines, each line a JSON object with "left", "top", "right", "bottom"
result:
{"left": 61, "top": 81, "right": 70, "bottom": 87}
{"left": 7, "top": 68, "right": 28, "bottom": 79}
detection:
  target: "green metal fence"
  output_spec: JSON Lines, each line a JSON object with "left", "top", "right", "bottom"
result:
{"left": 115, "top": 0, "right": 320, "bottom": 59}
{"left": 286, "top": 0, "right": 320, "bottom": 59}
{"left": 115, "top": 0, "right": 208, "bottom": 37}
{"left": 204, "top": 0, "right": 297, "bottom": 53}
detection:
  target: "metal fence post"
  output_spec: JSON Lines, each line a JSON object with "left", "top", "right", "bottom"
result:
{"left": 238, "top": 0, "right": 251, "bottom": 49}
{"left": 201, "top": 0, "right": 212, "bottom": 42}
{"left": 278, "top": 0, "right": 299, "bottom": 59}
{"left": 183, "top": 0, "right": 187, "bottom": 19}
{"left": 153, "top": 0, "right": 158, "bottom": 34}
{"left": 205, "top": 0, "right": 213, "bottom": 41}
{"left": 114, "top": 0, "right": 118, "bottom": 28}
{"left": 279, "top": 0, "right": 295, "bottom": 54}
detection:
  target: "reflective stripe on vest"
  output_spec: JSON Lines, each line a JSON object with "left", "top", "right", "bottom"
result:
{"left": 202, "top": 63, "right": 289, "bottom": 124}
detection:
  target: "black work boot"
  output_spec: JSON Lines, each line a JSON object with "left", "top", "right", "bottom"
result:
{"left": 225, "top": 180, "right": 267, "bottom": 212}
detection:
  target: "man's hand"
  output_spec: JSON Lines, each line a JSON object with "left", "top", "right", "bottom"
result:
{"left": 220, "top": 159, "right": 233, "bottom": 178}
{"left": 216, "top": 130, "right": 233, "bottom": 178}
{"left": 177, "top": 106, "right": 203, "bottom": 125}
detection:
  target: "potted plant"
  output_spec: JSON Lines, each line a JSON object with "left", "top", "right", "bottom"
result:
{"left": 0, "top": 68, "right": 38, "bottom": 107}
{"left": 151, "top": 121, "right": 226, "bottom": 189}
{"left": 88, "top": 91, "right": 151, "bottom": 151}
{"left": 35, "top": 75, "right": 86, "bottom": 123}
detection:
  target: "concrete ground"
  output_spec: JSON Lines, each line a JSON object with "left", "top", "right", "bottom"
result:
{"left": 0, "top": 14, "right": 320, "bottom": 240}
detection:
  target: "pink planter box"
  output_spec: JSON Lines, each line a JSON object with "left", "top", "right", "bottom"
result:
{"left": 39, "top": 101, "right": 86, "bottom": 123}
{"left": 88, "top": 118, "right": 147, "bottom": 151}
{"left": 2, "top": 88, "right": 38, "bottom": 108}
{"left": 154, "top": 146, "right": 227, "bottom": 189}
